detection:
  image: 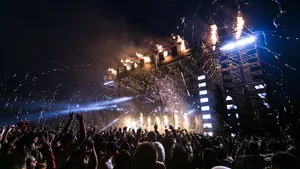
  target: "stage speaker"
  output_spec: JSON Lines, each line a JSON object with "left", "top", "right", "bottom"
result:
{"left": 131, "top": 63, "right": 135, "bottom": 71}
{"left": 171, "top": 46, "right": 178, "bottom": 57}
{"left": 117, "top": 67, "right": 120, "bottom": 76}
{"left": 150, "top": 55, "right": 155, "bottom": 65}
{"left": 140, "top": 59, "right": 145, "bottom": 68}
{"left": 158, "top": 52, "right": 165, "bottom": 61}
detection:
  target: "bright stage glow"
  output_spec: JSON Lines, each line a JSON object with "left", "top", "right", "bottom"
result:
{"left": 220, "top": 36, "right": 256, "bottom": 51}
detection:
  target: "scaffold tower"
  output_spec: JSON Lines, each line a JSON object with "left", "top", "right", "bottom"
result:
{"left": 219, "top": 37, "right": 277, "bottom": 134}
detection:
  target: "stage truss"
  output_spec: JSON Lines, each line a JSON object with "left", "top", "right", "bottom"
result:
{"left": 105, "top": 45, "right": 222, "bottom": 110}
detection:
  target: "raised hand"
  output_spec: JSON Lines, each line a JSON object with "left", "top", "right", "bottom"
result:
{"left": 42, "top": 136, "right": 52, "bottom": 149}
{"left": 137, "top": 128, "right": 142, "bottom": 136}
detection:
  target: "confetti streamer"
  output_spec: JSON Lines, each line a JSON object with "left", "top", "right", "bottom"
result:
{"left": 191, "top": 0, "right": 207, "bottom": 44}
{"left": 265, "top": 33, "right": 299, "bottom": 41}
{"left": 236, "top": 0, "right": 253, "bottom": 5}
{"left": 272, "top": 0, "right": 286, "bottom": 28}
{"left": 241, "top": 25, "right": 298, "bottom": 72}
{"left": 262, "top": 60, "right": 293, "bottom": 113}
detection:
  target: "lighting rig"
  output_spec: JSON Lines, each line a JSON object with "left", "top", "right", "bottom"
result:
{"left": 105, "top": 32, "right": 278, "bottom": 135}
{"left": 104, "top": 36, "right": 222, "bottom": 133}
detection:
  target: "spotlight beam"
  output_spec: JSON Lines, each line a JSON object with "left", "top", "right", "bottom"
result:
{"left": 220, "top": 36, "right": 256, "bottom": 51}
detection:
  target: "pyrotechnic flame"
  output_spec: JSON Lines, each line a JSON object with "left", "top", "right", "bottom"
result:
{"left": 235, "top": 13, "right": 244, "bottom": 39}
{"left": 174, "top": 114, "right": 179, "bottom": 129}
{"left": 126, "top": 65, "right": 131, "bottom": 70}
{"left": 184, "top": 113, "right": 188, "bottom": 130}
{"left": 164, "top": 116, "right": 168, "bottom": 126}
{"left": 176, "top": 35, "right": 186, "bottom": 51}
{"left": 121, "top": 59, "right": 132, "bottom": 63}
{"left": 156, "top": 116, "right": 160, "bottom": 131}
{"left": 163, "top": 51, "right": 168, "bottom": 57}
{"left": 140, "top": 113, "right": 143, "bottom": 128}
{"left": 148, "top": 116, "right": 151, "bottom": 131}
{"left": 136, "top": 52, "right": 144, "bottom": 59}
{"left": 107, "top": 68, "right": 117, "bottom": 75}
{"left": 136, "top": 52, "right": 151, "bottom": 63}
{"left": 211, "top": 24, "right": 218, "bottom": 51}
{"left": 144, "top": 57, "right": 151, "bottom": 63}
{"left": 156, "top": 44, "right": 163, "bottom": 52}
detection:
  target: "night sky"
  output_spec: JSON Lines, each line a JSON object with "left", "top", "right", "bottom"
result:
{"left": 0, "top": 0, "right": 300, "bottom": 110}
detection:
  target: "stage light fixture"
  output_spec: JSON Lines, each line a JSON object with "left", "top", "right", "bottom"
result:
{"left": 255, "top": 84, "right": 265, "bottom": 89}
{"left": 201, "top": 106, "right": 210, "bottom": 111}
{"left": 198, "top": 75, "right": 206, "bottom": 80}
{"left": 203, "top": 123, "right": 212, "bottom": 128}
{"left": 204, "top": 132, "right": 213, "bottom": 136}
{"left": 203, "top": 114, "right": 211, "bottom": 119}
{"left": 199, "top": 90, "right": 208, "bottom": 95}
{"left": 258, "top": 93, "right": 266, "bottom": 99}
{"left": 220, "top": 36, "right": 256, "bottom": 51}
{"left": 225, "top": 96, "right": 233, "bottom": 101}
{"left": 200, "top": 98, "right": 209, "bottom": 103}
{"left": 198, "top": 82, "right": 206, "bottom": 88}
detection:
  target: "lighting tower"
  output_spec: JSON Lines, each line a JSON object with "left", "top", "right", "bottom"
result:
{"left": 219, "top": 36, "right": 276, "bottom": 134}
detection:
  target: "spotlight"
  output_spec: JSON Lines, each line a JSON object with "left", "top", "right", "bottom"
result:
{"left": 220, "top": 36, "right": 255, "bottom": 51}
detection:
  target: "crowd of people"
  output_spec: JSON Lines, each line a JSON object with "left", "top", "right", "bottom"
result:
{"left": 0, "top": 112, "right": 298, "bottom": 169}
